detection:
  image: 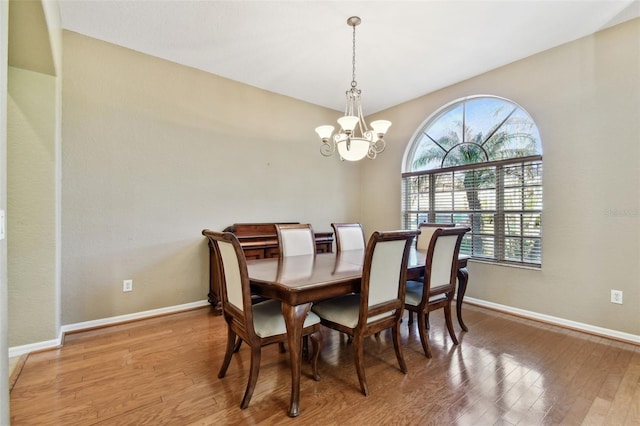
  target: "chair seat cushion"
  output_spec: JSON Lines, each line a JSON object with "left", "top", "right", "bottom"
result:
{"left": 252, "top": 299, "right": 321, "bottom": 338}
{"left": 311, "top": 294, "right": 393, "bottom": 328}
{"left": 405, "top": 280, "right": 447, "bottom": 307}
{"left": 312, "top": 294, "right": 360, "bottom": 328}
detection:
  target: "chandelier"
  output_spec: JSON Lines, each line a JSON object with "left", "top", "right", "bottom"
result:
{"left": 315, "top": 16, "right": 391, "bottom": 162}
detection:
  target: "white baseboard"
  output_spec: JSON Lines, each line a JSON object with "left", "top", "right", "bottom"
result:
{"left": 8, "top": 300, "right": 211, "bottom": 358}
{"left": 464, "top": 297, "right": 640, "bottom": 345}
{"left": 8, "top": 338, "right": 61, "bottom": 359}
{"left": 10, "top": 297, "right": 639, "bottom": 358}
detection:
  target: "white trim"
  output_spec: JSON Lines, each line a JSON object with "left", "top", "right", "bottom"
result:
{"left": 8, "top": 339, "right": 61, "bottom": 358}
{"left": 12, "top": 297, "right": 637, "bottom": 358}
{"left": 60, "top": 300, "right": 210, "bottom": 334}
{"left": 9, "top": 300, "right": 210, "bottom": 357}
{"left": 464, "top": 297, "right": 640, "bottom": 345}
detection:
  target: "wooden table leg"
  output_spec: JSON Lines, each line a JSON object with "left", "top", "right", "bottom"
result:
{"left": 281, "top": 302, "right": 312, "bottom": 418}
{"left": 456, "top": 267, "right": 469, "bottom": 332}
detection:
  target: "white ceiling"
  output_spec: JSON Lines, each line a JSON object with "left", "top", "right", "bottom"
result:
{"left": 58, "top": 0, "right": 640, "bottom": 114}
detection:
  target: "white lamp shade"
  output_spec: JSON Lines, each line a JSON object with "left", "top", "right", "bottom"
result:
{"left": 337, "top": 138, "right": 370, "bottom": 161}
{"left": 370, "top": 120, "right": 392, "bottom": 135}
{"left": 315, "top": 125, "right": 335, "bottom": 139}
{"left": 337, "top": 115, "right": 359, "bottom": 132}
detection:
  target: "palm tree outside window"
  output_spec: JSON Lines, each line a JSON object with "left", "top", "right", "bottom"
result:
{"left": 402, "top": 95, "right": 543, "bottom": 267}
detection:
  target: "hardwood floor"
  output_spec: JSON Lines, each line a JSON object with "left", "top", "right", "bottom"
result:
{"left": 9, "top": 304, "right": 640, "bottom": 425}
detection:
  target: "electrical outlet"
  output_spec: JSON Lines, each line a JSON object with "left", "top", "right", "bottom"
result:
{"left": 611, "top": 289, "right": 623, "bottom": 304}
{"left": 123, "top": 279, "right": 133, "bottom": 292}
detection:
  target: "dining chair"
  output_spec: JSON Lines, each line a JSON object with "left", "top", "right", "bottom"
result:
{"left": 311, "top": 229, "right": 419, "bottom": 396}
{"left": 331, "top": 222, "right": 366, "bottom": 252}
{"left": 203, "top": 230, "right": 322, "bottom": 409}
{"left": 331, "top": 223, "right": 366, "bottom": 343}
{"left": 404, "top": 226, "right": 470, "bottom": 358}
{"left": 407, "top": 222, "right": 455, "bottom": 327}
{"left": 276, "top": 223, "right": 316, "bottom": 257}
{"left": 275, "top": 223, "right": 318, "bottom": 354}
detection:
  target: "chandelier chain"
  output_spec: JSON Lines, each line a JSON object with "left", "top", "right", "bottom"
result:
{"left": 351, "top": 22, "right": 357, "bottom": 88}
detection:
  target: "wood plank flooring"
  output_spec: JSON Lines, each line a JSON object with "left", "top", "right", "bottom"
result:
{"left": 9, "top": 304, "right": 640, "bottom": 425}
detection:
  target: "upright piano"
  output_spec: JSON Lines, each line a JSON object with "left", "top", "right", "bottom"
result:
{"left": 204, "top": 222, "right": 334, "bottom": 314}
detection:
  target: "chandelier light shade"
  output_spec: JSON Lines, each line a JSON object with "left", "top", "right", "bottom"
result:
{"left": 315, "top": 16, "right": 391, "bottom": 161}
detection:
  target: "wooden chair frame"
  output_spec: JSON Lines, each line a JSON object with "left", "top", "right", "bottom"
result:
{"left": 312, "top": 229, "right": 418, "bottom": 396}
{"left": 405, "top": 226, "right": 470, "bottom": 358}
{"left": 203, "top": 230, "right": 322, "bottom": 409}
{"left": 408, "top": 222, "right": 455, "bottom": 326}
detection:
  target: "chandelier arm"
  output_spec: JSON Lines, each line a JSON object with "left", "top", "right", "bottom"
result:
{"left": 357, "top": 94, "right": 367, "bottom": 137}
{"left": 367, "top": 146, "right": 377, "bottom": 160}
{"left": 320, "top": 140, "right": 336, "bottom": 157}
{"left": 372, "top": 138, "right": 386, "bottom": 154}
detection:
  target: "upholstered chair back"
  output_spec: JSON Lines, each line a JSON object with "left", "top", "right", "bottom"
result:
{"left": 202, "top": 230, "right": 255, "bottom": 334}
{"left": 332, "top": 223, "right": 366, "bottom": 251}
{"left": 368, "top": 239, "right": 407, "bottom": 308}
{"left": 360, "top": 230, "right": 418, "bottom": 324}
{"left": 416, "top": 222, "right": 454, "bottom": 250}
{"left": 276, "top": 224, "right": 316, "bottom": 257}
{"left": 424, "top": 227, "right": 469, "bottom": 296}
{"left": 217, "top": 237, "right": 246, "bottom": 312}
{"left": 427, "top": 233, "right": 460, "bottom": 289}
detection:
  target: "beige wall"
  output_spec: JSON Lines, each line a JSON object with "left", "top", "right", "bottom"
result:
{"left": 6, "top": 0, "right": 62, "bottom": 350}
{"left": 61, "top": 31, "right": 360, "bottom": 325}
{"left": 1, "top": 0, "right": 9, "bottom": 421}
{"left": 7, "top": 66, "right": 58, "bottom": 345}
{"left": 362, "top": 19, "right": 640, "bottom": 335}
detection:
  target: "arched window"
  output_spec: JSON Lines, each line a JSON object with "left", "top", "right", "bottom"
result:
{"left": 402, "top": 95, "right": 543, "bottom": 267}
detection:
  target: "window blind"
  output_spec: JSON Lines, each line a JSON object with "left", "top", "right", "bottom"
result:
{"left": 402, "top": 156, "right": 542, "bottom": 267}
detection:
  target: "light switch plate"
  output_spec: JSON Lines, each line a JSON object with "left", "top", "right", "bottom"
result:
{"left": 0, "top": 210, "right": 5, "bottom": 240}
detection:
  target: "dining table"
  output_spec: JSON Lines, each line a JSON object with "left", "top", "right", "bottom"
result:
{"left": 246, "top": 247, "right": 470, "bottom": 417}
